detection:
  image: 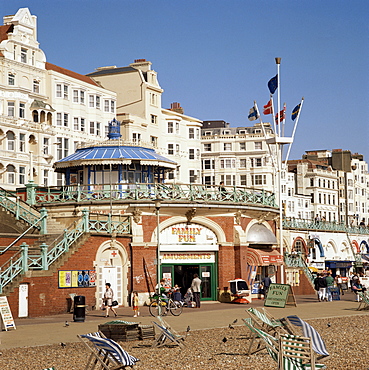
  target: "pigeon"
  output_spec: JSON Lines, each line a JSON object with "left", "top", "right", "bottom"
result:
{"left": 64, "top": 321, "right": 69, "bottom": 327}
{"left": 228, "top": 323, "right": 234, "bottom": 329}
{"left": 186, "top": 326, "right": 191, "bottom": 332}
{"left": 327, "top": 322, "right": 331, "bottom": 327}
{"left": 222, "top": 337, "right": 228, "bottom": 343}
{"left": 232, "top": 319, "right": 238, "bottom": 324}
{"left": 60, "top": 342, "right": 66, "bottom": 348}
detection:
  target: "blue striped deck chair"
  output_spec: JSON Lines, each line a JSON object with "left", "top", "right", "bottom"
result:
{"left": 279, "top": 333, "right": 327, "bottom": 370}
{"left": 286, "top": 316, "right": 329, "bottom": 360}
{"left": 78, "top": 332, "right": 139, "bottom": 369}
{"left": 152, "top": 320, "right": 185, "bottom": 348}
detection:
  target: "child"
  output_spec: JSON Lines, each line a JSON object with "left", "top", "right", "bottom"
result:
{"left": 132, "top": 291, "right": 139, "bottom": 317}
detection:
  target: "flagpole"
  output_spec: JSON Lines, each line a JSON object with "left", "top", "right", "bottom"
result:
{"left": 276, "top": 58, "right": 281, "bottom": 137}
{"left": 283, "top": 98, "right": 304, "bottom": 167}
{"left": 270, "top": 95, "right": 277, "bottom": 135}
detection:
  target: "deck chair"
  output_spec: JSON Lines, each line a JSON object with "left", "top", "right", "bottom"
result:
{"left": 152, "top": 319, "right": 185, "bottom": 348}
{"left": 246, "top": 307, "right": 286, "bottom": 335}
{"left": 78, "top": 331, "right": 139, "bottom": 369}
{"left": 279, "top": 333, "right": 327, "bottom": 370}
{"left": 356, "top": 291, "right": 369, "bottom": 311}
{"left": 286, "top": 315, "right": 329, "bottom": 360}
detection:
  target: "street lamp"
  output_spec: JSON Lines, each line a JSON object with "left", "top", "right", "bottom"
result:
{"left": 154, "top": 199, "right": 162, "bottom": 291}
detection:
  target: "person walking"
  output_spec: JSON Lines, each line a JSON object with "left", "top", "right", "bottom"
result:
{"left": 314, "top": 273, "right": 327, "bottom": 302}
{"left": 335, "top": 274, "right": 344, "bottom": 296}
{"left": 191, "top": 273, "right": 202, "bottom": 308}
{"left": 132, "top": 291, "right": 139, "bottom": 317}
{"left": 103, "top": 283, "right": 118, "bottom": 317}
{"left": 261, "top": 274, "right": 272, "bottom": 298}
{"left": 325, "top": 272, "right": 334, "bottom": 301}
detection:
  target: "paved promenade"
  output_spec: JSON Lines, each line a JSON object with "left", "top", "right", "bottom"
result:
{"left": 1, "top": 292, "right": 368, "bottom": 349}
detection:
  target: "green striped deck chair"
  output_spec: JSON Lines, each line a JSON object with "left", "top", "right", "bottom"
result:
{"left": 356, "top": 292, "right": 369, "bottom": 311}
{"left": 246, "top": 307, "right": 285, "bottom": 334}
{"left": 279, "top": 333, "right": 327, "bottom": 370}
{"left": 242, "top": 318, "right": 279, "bottom": 360}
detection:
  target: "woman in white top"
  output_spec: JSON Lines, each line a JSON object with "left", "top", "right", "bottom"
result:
{"left": 103, "top": 283, "right": 118, "bottom": 317}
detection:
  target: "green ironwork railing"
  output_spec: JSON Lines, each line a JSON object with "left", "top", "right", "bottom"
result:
{"left": 31, "top": 183, "right": 277, "bottom": 208}
{"left": 283, "top": 217, "right": 369, "bottom": 235}
{"left": 284, "top": 252, "right": 315, "bottom": 287}
{"left": 0, "top": 187, "right": 42, "bottom": 230}
{"left": 0, "top": 209, "right": 131, "bottom": 293}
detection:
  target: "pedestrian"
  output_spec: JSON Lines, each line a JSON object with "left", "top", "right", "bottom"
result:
{"left": 261, "top": 274, "right": 272, "bottom": 298}
{"left": 191, "top": 273, "right": 202, "bottom": 308}
{"left": 352, "top": 279, "right": 366, "bottom": 302}
{"left": 103, "top": 283, "right": 118, "bottom": 318}
{"left": 219, "top": 181, "right": 227, "bottom": 198}
{"left": 335, "top": 274, "right": 344, "bottom": 296}
{"left": 325, "top": 272, "right": 334, "bottom": 301}
{"left": 132, "top": 291, "right": 139, "bottom": 317}
{"left": 314, "top": 273, "right": 327, "bottom": 302}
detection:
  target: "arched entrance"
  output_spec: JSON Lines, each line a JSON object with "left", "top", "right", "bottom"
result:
{"left": 95, "top": 239, "right": 130, "bottom": 308}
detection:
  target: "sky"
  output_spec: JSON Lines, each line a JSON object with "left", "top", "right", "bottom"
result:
{"left": 1, "top": 0, "right": 368, "bottom": 161}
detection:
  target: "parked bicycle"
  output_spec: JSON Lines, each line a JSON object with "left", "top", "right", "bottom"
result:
{"left": 149, "top": 293, "right": 183, "bottom": 317}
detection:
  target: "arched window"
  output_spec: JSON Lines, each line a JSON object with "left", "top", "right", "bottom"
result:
{"left": 7, "top": 164, "right": 16, "bottom": 184}
{"left": 6, "top": 131, "right": 15, "bottom": 151}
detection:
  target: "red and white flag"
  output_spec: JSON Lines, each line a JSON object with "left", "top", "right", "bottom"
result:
{"left": 263, "top": 99, "right": 273, "bottom": 115}
{"left": 275, "top": 104, "right": 286, "bottom": 125}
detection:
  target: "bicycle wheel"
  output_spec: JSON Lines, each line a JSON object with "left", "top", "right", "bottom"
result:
{"left": 169, "top": 300, "right": 183, "bottom": 316}
{"left": 149, "top": 300, "right": 168, "bottom": 317}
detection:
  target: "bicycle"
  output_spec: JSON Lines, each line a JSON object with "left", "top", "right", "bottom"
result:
{"left": 149, "top": 293, "right": 183, "bottom": 317}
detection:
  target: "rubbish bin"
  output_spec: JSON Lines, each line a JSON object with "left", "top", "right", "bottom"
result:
{"left": 73, "top": 295, "right": 86, "bottom": 322}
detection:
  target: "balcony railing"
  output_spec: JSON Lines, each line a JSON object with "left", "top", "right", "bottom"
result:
{"left": 31, "top": 183, "right": 277, "bottom": 208}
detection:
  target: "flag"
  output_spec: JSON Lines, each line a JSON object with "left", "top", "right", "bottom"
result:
{"left": 291, "top": 103, "right": 301, "bottom": 121}
{"left": 263, "top": 99, "right": 273, "bottom": 115}
{"left": 248, "top": 106, "right": 259, "bottom": 121}
{"left": 275, "top": 106, "right": 286, "bottom": 124}
{"left": 267, "top": 74, "right": 278, "bottom": 94}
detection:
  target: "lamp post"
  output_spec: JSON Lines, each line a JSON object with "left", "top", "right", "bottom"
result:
{"left": 154, "top": 199, "right": 162, "bottom": 291}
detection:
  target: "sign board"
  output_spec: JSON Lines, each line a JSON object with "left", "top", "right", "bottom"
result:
{"left": 0, "top": 296, "right": 16, "bottom": 331}
{"left": 58, "top": 270, "right": 96, "bottom": 288}
{"left": 329, "top": 287, "right": 340, "bottom": 301}
{"left": 264, "top": 283, "right": 297, "bottom": 308}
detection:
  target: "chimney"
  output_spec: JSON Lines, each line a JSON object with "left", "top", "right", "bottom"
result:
{"left": 129, "top": 59, "right": 152, "bottom": 72}
{"left": 170, "top": 102, "right": 184, "bottom": 114}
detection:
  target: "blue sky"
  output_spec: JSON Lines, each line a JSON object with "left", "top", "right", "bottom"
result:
{"left": 2, "top": 1, "right": 368, "bottom": 161}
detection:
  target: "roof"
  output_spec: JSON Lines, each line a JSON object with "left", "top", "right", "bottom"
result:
{"left": 45, "top": 62, "right": 100, "bottom": 87}
{"left": 54, "top": 145, "right": 177, "bottom": 169}
{"left": 86, "top": 66, "right": 137, "bottom": 77}
{"left": 0, "top": 24, "right": 13, "bottom": 42}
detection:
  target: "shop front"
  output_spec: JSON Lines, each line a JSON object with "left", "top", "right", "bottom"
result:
{"left": 159, "top": 223, "right": 218, "bottom": 301}
{"left": 325, "top": 260, "right": 353, "bottom": 277}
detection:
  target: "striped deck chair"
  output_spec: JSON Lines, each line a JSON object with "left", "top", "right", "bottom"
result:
{"left": 152, "top": 320, "right": 185, "bottom": 348}
{"left": 78, "top": 332, "right": 139, "bottom": 369}
{"left": 246, "top": 307, "right": 285, "bottom": 334}
{"left": 286, "top": 316, "right": 329, "bottom": 360}
{"left": 279, "top": 333, "right": 327, "bottom": 370}
{"left": 357, "top": 292, "right": 369, "bottom": 311}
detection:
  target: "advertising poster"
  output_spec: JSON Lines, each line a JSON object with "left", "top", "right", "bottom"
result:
{"left": 0, "top": 296, "right": 16, "bottom": 330}
{"left": 59, "top": 270, "right": 94, "bottom": 288}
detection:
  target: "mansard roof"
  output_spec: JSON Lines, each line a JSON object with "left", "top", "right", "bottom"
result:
{"left": 46, "top": 62, "right": 100, "bottom": 87}
{"left": 0, "top": 24, "right": 13, "bottom": 42}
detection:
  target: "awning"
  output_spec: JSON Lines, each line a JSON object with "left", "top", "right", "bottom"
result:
{"left": 247, "top": 248, "right": 284, "bottom": 266}
{"left": 325, "top": 260, "right": 353, "bottom": 269}
{"left": 362, "top": 254, "right": 369, "bottom": 263}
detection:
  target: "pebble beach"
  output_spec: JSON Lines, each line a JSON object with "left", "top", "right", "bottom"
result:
{"left": 0, "top": 314, "right": 367, "bottom": 370}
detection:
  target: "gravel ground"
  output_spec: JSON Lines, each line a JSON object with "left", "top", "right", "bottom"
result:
{"left": 0, "top": 315, "right": 368, "bottom": 370}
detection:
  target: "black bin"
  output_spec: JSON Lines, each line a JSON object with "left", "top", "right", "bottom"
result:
{"left": 73, "top": 295, "right": 86, "bottom": 322}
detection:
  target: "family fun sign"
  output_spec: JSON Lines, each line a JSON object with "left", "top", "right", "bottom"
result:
{"left": 264, "top": 283, "right": 297, "bottom": 308}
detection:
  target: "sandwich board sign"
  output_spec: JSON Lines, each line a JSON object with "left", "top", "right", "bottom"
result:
{"left": 0, "top": 296, "right": 16, "bottom": 330}
{"left": 264, "top": 283, "right": 297, "bottom": 308}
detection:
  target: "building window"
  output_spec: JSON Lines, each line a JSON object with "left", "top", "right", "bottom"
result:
{"left": 310, "top": 178, "right": 314, "bottom": 187}
{"left": 252, "top": 174, "right": 266, "bottom": 185}
{"left": 96, "top": 96, "right": 100, "bottom": 109}
{"left": 176, "top": 122, "right": 180, "bottom": 134}
{"left": 73, "top": 90, "right": 79, "bottom": 103}
{"left": 240, "top": 175, "right": 247, "bottom": 186}
{"left": 63, "top": 113, "right": 69, "bottom": 127}
{"left": 7, "top": 131, "right": 15, "bottom": 150}
{"left": 33, "top": 80, "right": 40, "bottom": 94}
{"left": 21, "top": 48, "right": 27, "bottom": 63}
{"left": 255, "top": 142, "right": 262, "bottom": 150}
{"left": 111, "top": 100, "right": 115, "bottom": 113}
{"left": 80, "top": 91, "right": 85, "bottom": 104}
{"left": 89, "top": 95, "right": 95, "bottom": 108}
{"left": 19, "top": 166, "right": 26, "bottom": 185}
{"left": 43, "top": 138, "right": 49, "bottom": 155}
{"left": 189, "top": 149, "right": 195, "bottom": 160}
{"left": 220, "top": 158, "right": 236, "bottom": 168}
{"left": 133, "top": 132, "right": 141, "bottom": 143}
{"left": 57, "top": 138, "right": 69, "bottom": 160}
{"left": 167, "top": 144, "right": 174, "bottom": 155}
{"left": 89, "top": 122, "right": 95, "bottom": 135}
{"left": 7, "top": 165, "right": 16, "bottom": 184}
{"left": 7, "top": 102, "right": 15, "bottom": 117}
{"left": 19, "top": 103, "right": 25, "bottom": 118}
{"left": 168, "top": 122, "right": 174, "bottom": 133}
{"left": 204, "top": 143, "right": 212, "bottom": 152}
{"left": 203, "top": 159, "right": 214, "bottom": 170}
{"left": 150, "top": 136, "right": 158, "bottom": 147}
{"left": 104, "top": 100, "right": 109, "bottom": 112}
{"left": 56, "top": 84, "right": 62, "bottom": 97}
{"left": 19, "top": 133, "right": 26, "bottom": 152}
{"left": 224, "top": 143, "right": 232, "bottom": 151}
{"left": 251, "top": 158, "right": 262, "bottom": 167}
{"left": 56, "top": 113, "right": 62, "bottom": 126}
{"left": 63, "top": 85, "right": 68, "bottom": 99}
{"left": 80, "top": 118, "right": 85, "bottom": 132}
{"left": 240, "top": 159, "right": 246, "bottom": 168}
{"left": 189, "top": 128, "right": 195, "bottom": 139}
{"left": 43, "top": 170, "right": 49, "bottom": 187}
{"left": 8, "top": 73, "right": 15, "bottom": 85}
{"left": 74, "top": 118, "right": 79, "bottom": 131}
{"left": 189, "top": 170, "right": 196, "bottom": 183}
{"left": 96, "top": 122, "right": 101, "bottom": 136}
{"left": 176, "top": 144, "right": 180, "bottom": 155}
{"left": 151, "top": 115, "right": 157, "bottom": 124}
{"left": 239, "top": 142, "right": 246, "bottom": 150}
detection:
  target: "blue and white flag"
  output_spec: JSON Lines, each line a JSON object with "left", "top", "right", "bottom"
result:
{"left": 268, "top": 74, "right": 278, "bottom": 94}
{"left": 248, "top": 106, "right": 259, "bottom": 121}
